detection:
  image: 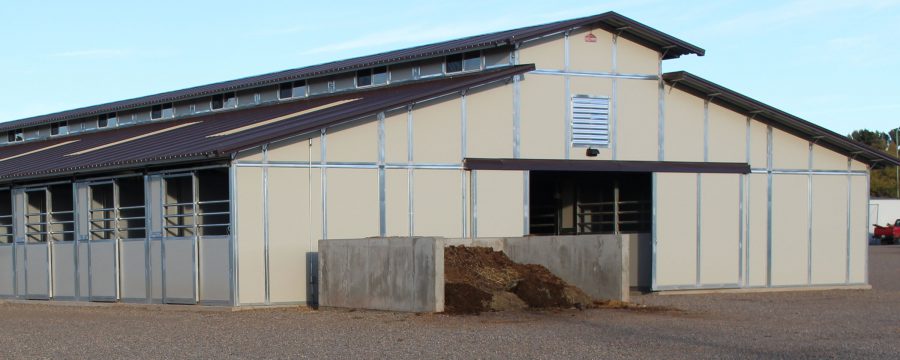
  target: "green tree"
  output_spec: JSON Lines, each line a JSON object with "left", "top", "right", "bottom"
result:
{"left": 849, "top": 129, "right": 899, "bottom": 198}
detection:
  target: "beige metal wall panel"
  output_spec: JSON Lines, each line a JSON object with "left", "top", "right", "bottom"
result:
{"left": 568, "top": 28, "right": 613, "bottom": 73}
{"left": 749, "top": 121, "right": 768, "bottom": 168}
{"left": 384, "top": 109, "right": 408, "bottom": 164}
{"left": 747, "top": 174, "right": 768, "bottom": 287}
{"left": 812, "top": 144, "right": 847, "bottom": 170}
{"left": 467, "top": 83, "right": 514, "bottom": 159}
{"left": 51, "top": 243, "right": 76, "bottom": 298}
{"left": 851, "top": 159, "right": 867, "bottom": 171}
{"left": 385, "top": 169, "right": 409, "bottom": 237}
{"left": 327, "top": 116, "right": 378, "bottom": 163}
{"left": 236, "top": 147, "right": 264, "bottom": 162}
{"left": 327, "top": 169, "right": 379, "bottom": 239}
{"left": 772, "top": 128, "right": 808, "bottom": 169}
{"left": 235, "top": 167, "right": 265, "bottom": 305}
{"left": 149, "top": 240, "right": 162, "bottom": 301}
{"left": 413, "top": 170, "right": 463, "bottom": 237}
{"left": 412, "top": 96, "right": 461, "bottom": 163}
{"left": 120, "top": 240, "right": 147, "bottom": 300}
{"left": 771, "top": 174, "right": 809, "bottom": 286}
{"left": 708, "top": 103, "right": 747, "bottom": 163}
{"left": 663, "top": 88, "right": 704, "bottom": 162}
{"left": 654, "top": 173, "right": 698, "bottom": 286}
{"left": 267, "top": 168, "right": 313, "bottom": 303}
{"left": 77, "top": 242, "right": 89, "bottom": 298}
{"left": 0, "top": 246, "right": 12, "bottom": 296}
{"left": 616, "top": 37, "right": 659, "bottom": 75}
{"left": 267, "top": 135, "right": 313, "bottom": 162}
{"left": 613, "top": 80, "right": 658, "bottom": 161}
{"left": 520, "top": 75, "right": 565, "bottom": 159}
{"left": 519, "top": 34, "right": 565, "bottom": 70}
{"left": 699, "top": 174, "right": 741, "bottom": 285}
{"left": 308, "top": 168, "right": 323, "bottom": 243}
{"left": 475, "top": 170, "right": 524, "bottom": 237}
{"left": 163, "top": 239, "right": 196, "bottom": 303}
{"left": 810, "top": 176, "right": 848, "bottom": 285}
{"left": 849, "top": 176, "right": 868, "bottom": 283}
{"left": 199, "top": 236, "right": 231, "bottom": 303}
{"left": 89, "top": 242, "right": 117, "bottom": 299}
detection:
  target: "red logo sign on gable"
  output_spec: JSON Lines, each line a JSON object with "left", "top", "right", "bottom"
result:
{"left": 584, "top": 33, "right": 597, "bottom": 43}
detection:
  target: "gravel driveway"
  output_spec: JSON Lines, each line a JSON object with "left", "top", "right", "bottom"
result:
{"left": 1, "top": 246, "right": 899, "bottom": 359}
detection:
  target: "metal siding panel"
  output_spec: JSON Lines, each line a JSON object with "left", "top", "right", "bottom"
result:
{"left": 770, "top": 174, "right": 809, "bottom": 286}
{"left": 267, "top": 168, "right": 314, "bottom": 303}
{"left": 236, "top": 167, "right": 266, "bottom": 305}
{"left": 654, "top": 172, "right": 698, "bottom": 287}
{"left": 810, "top": 175, "right": 848, "bottom": 284}
{"left": 699, "top": 174, "right": 741, "bottom": 285}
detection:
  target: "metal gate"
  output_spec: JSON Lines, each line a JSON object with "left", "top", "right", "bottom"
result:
{"left": 23, "top": 189, "right": 51, "bottom": 299}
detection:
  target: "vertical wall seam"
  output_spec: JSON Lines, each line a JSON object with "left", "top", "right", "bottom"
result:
{"left": 407, "top": 105, "right": 414, "bottom": 237}
{"left": 651, "top": 172, "right": 658, "bottom": 291}
{"left": 611, "top": 33, "right": 618, "bottom": 160}
{"left": 377, "top": 112, "right": 386, "bottom": 237}
{"left": 262, "top": 145, "right": 270, "bottom": 305}
{"left": 321, "top": 130, "right": 327, "bottom": 241}
{"left": 657, "top": 56, "right": 665, "bottom": 161}
{"left": 461, "top": 92, "right": 468, "bottom": 238}
{"left": 703, "top": 99, "right": 710, "bottom": 162}
{"left": 845, "top": 157, "right": 852, "bottom": 284}
{"left": 523, "top": 171, "right": 529, "bottom": 236}
{"left": 696, "top": 173, "right": 702, "bottom": 287}
{"left": 471, "top": 171, "right": 478, "bottom": 238}
{"left": 745, "top": 116, "right": 752, "bottom": 287}
{"left": 807, "top": 141, "right": 814, "bottom": 285}
{"left": 564, "top": 31, "right": 571, "bottom": 159}
{"left": 766, "top": 125, "right": 773, "bottom": 288}
{"left": 512, "top": 44, "right": 521, "bottom": 159}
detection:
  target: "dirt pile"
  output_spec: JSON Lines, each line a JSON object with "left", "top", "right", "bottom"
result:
{"left": 443, "top": 246, "right": 594, "bottom": 314}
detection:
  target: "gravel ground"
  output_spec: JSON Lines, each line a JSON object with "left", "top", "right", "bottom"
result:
{"left": 1, "top": 246, "right": 899, "bottom": 359}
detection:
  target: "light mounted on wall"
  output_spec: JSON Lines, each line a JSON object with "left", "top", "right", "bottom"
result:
{"left": 586, "top": 147, "right": 599, "bottom": 157}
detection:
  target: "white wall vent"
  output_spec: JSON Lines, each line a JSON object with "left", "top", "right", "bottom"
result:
{"left": 571, "top": 95, "right": 610, "bottom": 147}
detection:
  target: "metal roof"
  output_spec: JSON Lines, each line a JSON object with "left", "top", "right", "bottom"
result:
{"left": 0, "top": 65, "right": 533, "bottom": 183}
{"left": 663, "top": 71, "right": 900, "bottom": 167}
{"left": 1, "top": 11, "right": 703, "bottom": 132}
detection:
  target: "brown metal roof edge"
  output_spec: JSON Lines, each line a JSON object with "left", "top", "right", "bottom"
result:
{"left": 663, "top": 71, "right": 898, "bottom": 167}
{"left": 1, "top": 12, "right": 702, "bottom": 132}
{"left": 464, "top": 158, "right": 750, "bottom": 174}
{"left": 0, "top": 155, "right": 228, "bottom": 186}
{"left": 212, "top": 64, "right": 536, "bottom": 156}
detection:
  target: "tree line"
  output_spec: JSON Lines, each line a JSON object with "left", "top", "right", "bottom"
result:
{"left": 849, "top": 128, "right": 900, "bottom": 198}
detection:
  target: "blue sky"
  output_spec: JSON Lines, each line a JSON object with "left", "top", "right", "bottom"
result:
{"left": 1, "top": 0, "right": 897, "bottom": 135}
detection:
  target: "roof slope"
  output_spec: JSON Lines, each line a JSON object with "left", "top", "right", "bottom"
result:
{"left": 663, "top": 71, "right": 899, "bottom": 167}
{"left": 0, "top": 65, "right": 533, "bottom": 182}
{"left": 1, "top": 11, "right": 703, "bottom": 132}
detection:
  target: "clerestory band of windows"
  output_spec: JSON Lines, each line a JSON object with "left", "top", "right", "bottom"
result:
{"left": 211, "top": 93, "right": 237, "bottom": 110}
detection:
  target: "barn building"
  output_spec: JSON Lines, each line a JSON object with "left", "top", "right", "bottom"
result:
{"left": 0, "top": 12, "right": 894, "bottom": 307}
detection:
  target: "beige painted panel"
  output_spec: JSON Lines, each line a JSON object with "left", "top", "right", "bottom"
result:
{"left": 413, "top": 170, "right": 463, "bottom": 237}
{"left": 617, "top": 37, "right": 658, "bottom": 74}
{"left": 384, "top": 109, "right": 408, "bottom": 164}
{"left": 267, "top": 135, "right": 312, "bottom": 162}
{"left": 268, "top": 168, "right": 314, "bottom": 303}
{"left": 520, "top": 75, "right": 565, "bottom": 159}
{"left": 655, "top": 173, "right": 697, "bottom": 287}
{"left": 772, "top": 128, "right": 808, "bottom": 169}
{"left": 699, "top": 174, "right": 740, "bottom": 285}
{"left": 236, "top": 147, "right": 264, "bottom": 162}
{"left": 327, "top": 169, "right": 379, "bottom": 239}
{"left": 708, "top": 103, "right": 747, "bottom": 163}
{"left": 163, "top": 239, "right": 196, "bottom": 302}
{"left": 236, "top": 167, "right": 265, "bottom": 305}
{"left": 120, "top": 240, "right": 147, "bottom": 300}
{"left": 569, "top": 77, "right": 613, "bottom": 160}
{"left": 663, "top": 88, "right": 704, "bottom": 162}
{"left": 198, "top": 236, "right": 230, "bottom": 303}
{"left": 327, "top": 117, "right": 378, "bottom": 163}
{"left": 851, "top": 159, "right": 867, "bottom": 171}
{"left": 771, "top": 174, "right": 808, "bottom": 286}
{"left": 568, "top": 28, "right": 613, "bottom": 73}
{"left": 475, "top": 170, "right": 524, "bottom": 237}
{"left": 747, "top": 174, "right": 768, "bottom": 287}
{"left": 385, "top": 170, "right": 409, "bottom": 237}
{"left": 467, "top": 82, "right": 514, "bottom": 158}
{"left": 519, "top": 34, "right": 565, "bottom": 70}
{"left": 812, "top": 144, "right": 847, "bottom": 170}
{"left": 613, "top": 79, "right": 657, "bottom": 161}
{"left": 849, "top": 176, "right": 867, "bottom": 283}
{"left": 0, "top": 246, "right": 12, "bottom": 296}
{"left": 51, "top": 243, "right": 76, "bottom": 298}
{"left": 412, "top": 96, "right": 461, "bottom": 163}
{"left": 89, "top": 242, "right": 117, "bottom": 298}
{"left": 749, "top": 121, "right": 768, "bottom": 168}
{"left": 810, "top": 176, "right": 848, "bottom": 285}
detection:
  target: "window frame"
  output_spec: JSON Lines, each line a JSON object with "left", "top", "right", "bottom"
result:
{"left": 151, "top": 103, "right": 174, "bottom": 120}
{"left": 355, "top": 66, "right": 389, "bottom": 88}
{"left": 445, "top": 51, "right": 483, "bottom": 74}
{"left": 211, "top": 92, "right": 236, "bottom": 111}
{"left": 7, "top": 129, "right": 23, "bottom": 143}
{"left": 50, "top": 121, "right": 68, "bottom": 136}
{"left": 278, "top": 80, "right": 308, "bottom": 100}
{"left": 98, "top": 112, "right": 116, "bottom": 128}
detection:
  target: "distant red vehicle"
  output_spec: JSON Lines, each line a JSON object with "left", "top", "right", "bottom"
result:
{"left": 873, "top": 220, "right": 900, "bottom": 244}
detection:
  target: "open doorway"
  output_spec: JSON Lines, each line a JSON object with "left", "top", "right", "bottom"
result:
{"left": 529, "top": 171, "right": 652, "bottom": 291}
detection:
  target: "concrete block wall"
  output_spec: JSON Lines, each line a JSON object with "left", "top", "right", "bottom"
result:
{"left": 318, "top": 237, "right": 444, "bottom": 312}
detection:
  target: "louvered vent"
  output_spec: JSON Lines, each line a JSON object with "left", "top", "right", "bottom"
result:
{"left": 571, "top": 95, "right": 610, "bottom": 147}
